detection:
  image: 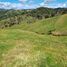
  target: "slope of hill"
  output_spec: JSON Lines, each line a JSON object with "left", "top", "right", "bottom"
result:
{"left": 0, "top": 7, "right": 67, "bottom": 29}
{"left": 0, "top": 29, "right": 67, "bottom": 67}
{"left": 0, "top": 7, "right": 67, "bottom": 21}
{"left": 10, "top": 14, "right": 67, "bottom": 35}
{"left": 0, "top": 8, "right": 67, "bottom": 67}
{"left": 55, "top": 14, "right": 67, "bottom": 31}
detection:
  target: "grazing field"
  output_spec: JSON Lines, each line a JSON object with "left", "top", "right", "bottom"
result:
{"left": 0, "top": 14, "right": 67, "bottom": 67}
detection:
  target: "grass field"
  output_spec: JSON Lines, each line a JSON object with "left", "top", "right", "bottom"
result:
{"left": 10, "top": 14, "right": 67, "bottom": 34}
{"left": 0, "top": 14, "right": 67, "bottom": 67}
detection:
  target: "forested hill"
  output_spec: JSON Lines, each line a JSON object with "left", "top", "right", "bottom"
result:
{"left": 0, "top": 7, "right": 67, "bottom": 29}
{"left": 0, "top": 7, "right": 67, "bottom": 20}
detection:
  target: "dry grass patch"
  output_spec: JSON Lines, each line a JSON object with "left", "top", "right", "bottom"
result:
{"left": 51, "top": 31, "right": 67, "bottom": 36}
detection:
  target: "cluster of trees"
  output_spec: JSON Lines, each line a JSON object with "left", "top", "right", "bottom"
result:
{"left": 0, "top": 7, "right": 67, "bottom": 28}
{"left": 0, "top": 7, "right": 67, "bottom": 21}
{"left": 0, "top": 16, "right": 23, "bottom": 28}
{"left": 29, "top": 7, "right": 67, "bottom": 19}
{"left": 0, "top": 15, "right": 36, "bottom": 28}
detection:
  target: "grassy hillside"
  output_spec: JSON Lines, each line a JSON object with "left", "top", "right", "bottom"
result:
{"left": 55, "top": 14, "right": 67, "bottom": 31}
{"left": 0, "top": 14, "right": 67, "bottom": 67}
{"left": 10, "top": 14, "right": 67, "bottom": 34}
{"left": 0, "top": 29, "right": 67, "bottom": 67}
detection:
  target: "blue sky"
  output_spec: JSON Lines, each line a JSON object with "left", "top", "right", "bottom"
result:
{"left": 0, "top": 0, "right": 67, "bottom": 9}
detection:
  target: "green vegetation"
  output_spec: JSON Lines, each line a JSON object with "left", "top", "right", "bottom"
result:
{"left": 0, "top": 7, "right": 67, "bottom": 28}
{"left": 10, "top": 14, "right": 67, "bottom": 35}
{"left": 0, "top": 29, "right": 67, "bottom": 67}
{"left": 0, "top": 7, "right": 67, "bottom": 67}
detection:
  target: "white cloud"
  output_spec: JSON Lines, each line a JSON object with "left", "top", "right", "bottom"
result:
{"left": 0, "top": 1, "right": 39, "bottom": 9}
{"left": 40, "top": 0, "right": 56, "bottom": 7}
{"left": 57, "top": 3, "right": 67, "bottom": 8}
{"left": 19, "top": 0, "right": 28, "bottom": 3}
{"left": 44, "top": 0, "right": 56, "bottom": 3}
{"left": 0, "top": 2, "right": 23, "bottom": 9}
{"left": 0, "top": 0, "right": 67, "bottom": 9}
{"left": 40, "top": 0, "right": 67, "bottom": 8}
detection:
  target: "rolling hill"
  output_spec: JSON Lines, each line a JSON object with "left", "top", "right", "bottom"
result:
{"left": 0, "top": 7, "right": 67, "bottom": 67}
{"left": 10, "top": 14, "right": 67, "bottom": 35}
{"left": 0, "top": 7, "right": 67, "bottom": 29}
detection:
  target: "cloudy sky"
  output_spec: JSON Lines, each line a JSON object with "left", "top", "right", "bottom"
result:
{"left": 0, "top": 0, "right": 67, "bottom": 9}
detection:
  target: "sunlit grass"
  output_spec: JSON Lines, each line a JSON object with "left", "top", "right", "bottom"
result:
{"left": 0, "top": 29, "right": 67, "bottom": 67}
{"left": 0, "top": 14, "right": 67, "bottom": 67}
